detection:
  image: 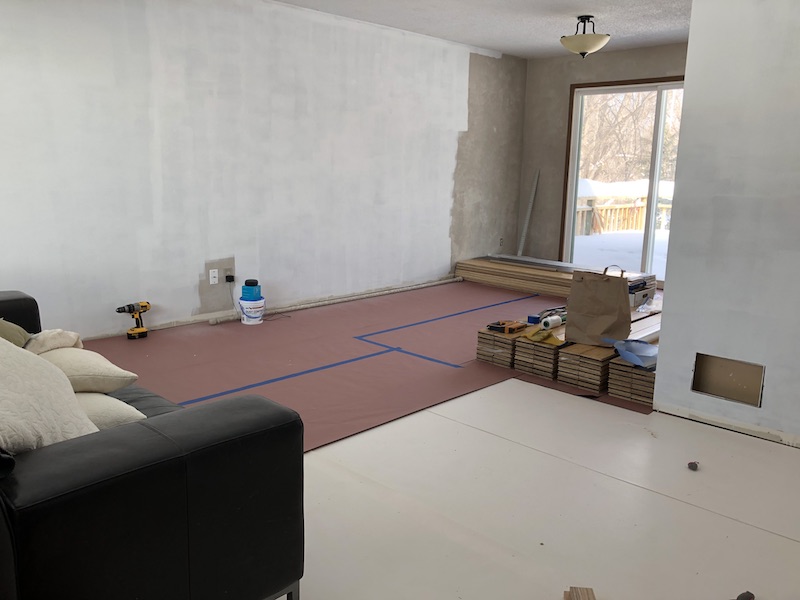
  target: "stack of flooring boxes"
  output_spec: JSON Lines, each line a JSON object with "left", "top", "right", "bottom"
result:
{"left": 628, "top": 273, "right": 658, "bottom": 308}
{"left": 514, "top": 326, "right": 569, "bottom": 379}
{"left": 554, "top": 312, "right": 661, "bottom": 394}
{"left": 476, "top": 324, "right": 533, "bottom": 368}
{"left": 608, "top": 357, "right": 657, "bottom": 406}
{"left": 556, "top": 344, "right": 618, "bottom": 393}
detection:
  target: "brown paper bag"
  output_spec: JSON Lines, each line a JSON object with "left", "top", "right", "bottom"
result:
{"left": 566, "top": 267, "right": 631, "bottom": 347}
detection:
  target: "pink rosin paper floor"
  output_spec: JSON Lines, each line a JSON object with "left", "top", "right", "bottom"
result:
{"left": 86, "top": 281, "right": 647, "bottom": 451}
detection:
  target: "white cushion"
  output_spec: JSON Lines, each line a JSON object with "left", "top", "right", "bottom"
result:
{"left": 75, "top": 393, "right": 146, "bottom": 430}
{"left": 39, "top": 348, "right": 138, "bottom": 393}
{"left": 0, "top": 338, "right": 98, "bottom": 454}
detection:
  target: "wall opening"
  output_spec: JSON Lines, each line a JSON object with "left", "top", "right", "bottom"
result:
{"left": 691, "top": 353, "right": 765, "bottom": 407}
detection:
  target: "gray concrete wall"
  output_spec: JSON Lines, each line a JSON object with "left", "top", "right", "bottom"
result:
{"left": 520, "top": 43, "right": 687, "bottom": 259}
{"left": 451, "top": 53, "right": 527, "bottom": 265}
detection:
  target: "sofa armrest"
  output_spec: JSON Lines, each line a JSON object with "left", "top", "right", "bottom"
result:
{"left": 144, "top": 395, "right": 305, "bottom": 600}
{"left": 0, "top": 395, "right": 304, "bottom": 600}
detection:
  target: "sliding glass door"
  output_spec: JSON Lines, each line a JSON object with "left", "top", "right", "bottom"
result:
{"left": 563, "top": 83, "right": 683, "bottom": 280}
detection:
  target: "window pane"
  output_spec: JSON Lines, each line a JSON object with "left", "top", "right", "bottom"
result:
{"left": 652, "top": 88, "right": 683, "bottom": 280}
{"left": 572, "top": 90, "right": 657, "bottom": 274}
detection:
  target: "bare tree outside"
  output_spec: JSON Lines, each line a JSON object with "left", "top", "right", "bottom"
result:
{"left": 580, "top": 90, "right": 657, "bottom": 182}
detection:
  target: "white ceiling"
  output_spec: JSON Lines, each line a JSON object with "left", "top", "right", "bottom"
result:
{"left": 275, "top": 0, "right": 692, "bottom": 59}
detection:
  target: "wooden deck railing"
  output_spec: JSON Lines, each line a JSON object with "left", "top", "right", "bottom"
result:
{"left": 575, "top": 203, "right": 671, "bottom": 235}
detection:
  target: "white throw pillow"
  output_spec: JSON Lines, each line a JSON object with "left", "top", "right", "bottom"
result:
{"left": 75, "top": 393, "right": 146, "bottom": 430}
{"left": 39, "top": 348, "right": 138, "bottom": 393}
{"left": 0, "top": 338, "right": 99, "bottom": 454}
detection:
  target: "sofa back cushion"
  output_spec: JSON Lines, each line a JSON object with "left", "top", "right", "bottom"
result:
{"left": 0, "top": 318, "right": 30, "bottom": 347}
{"left": 39, "top": 348, "right": 137, "bottom": 393}
{"left": 0, "top": 338, "right": 98, "bottom": 454}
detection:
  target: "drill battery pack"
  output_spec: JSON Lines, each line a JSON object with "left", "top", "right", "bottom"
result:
{"left": 486, "top": 320, "right": 527, "bottom": 334}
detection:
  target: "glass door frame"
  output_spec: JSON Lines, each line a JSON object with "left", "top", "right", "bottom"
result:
{"left": 560, "top": 77, "right": 684, "bottom": 277}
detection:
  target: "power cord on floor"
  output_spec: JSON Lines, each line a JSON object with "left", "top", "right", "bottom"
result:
{"left": 229, "top": 282, "right": 242, "bottom": 319}
{"left": 264, "top": 312, "right": 291, "bottom": 322}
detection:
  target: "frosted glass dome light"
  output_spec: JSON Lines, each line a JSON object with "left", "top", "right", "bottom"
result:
{"left": 561, "top": 15, "right": 611, "bottom": 58}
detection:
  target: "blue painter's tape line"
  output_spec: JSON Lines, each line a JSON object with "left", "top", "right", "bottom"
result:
{"left": 394, "top": 348, "right": 463, "bottom": 368}
{"left": 358, "top": 336, "right": 462, "bottom": 367}
{"left": 360, "top": 294, "right": 538, "bottom": 338}
{"left": 179, "top": 293, "right": 539, "bottom": 406}
{"left": 357, "top": 338, "right": 401, "bottom": 351}
{"left": 178, "top": 348, "right": 395, "bottom": 406}
{"left": 357, "top": 336, "right": 463, "bottom": 368}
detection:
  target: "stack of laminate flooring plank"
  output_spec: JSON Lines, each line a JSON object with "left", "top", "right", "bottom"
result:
{"left": 514, "top": 337, "right": 565, "bottom": 378}
{"left": 557, "top": 344, "right": 618, "bottom": 393}
{"left": 513, "top": 324, "right": 569, "bottom": 379}
{"left": 608, "top": 357, "right": 656, "bottom": 406}
{"left": 476, "top": 324, "right": 533, "bottom": 368}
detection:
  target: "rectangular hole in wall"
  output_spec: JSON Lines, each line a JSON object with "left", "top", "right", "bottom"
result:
{"left": 691, "top": 353, "right": 765, "bottom": 407}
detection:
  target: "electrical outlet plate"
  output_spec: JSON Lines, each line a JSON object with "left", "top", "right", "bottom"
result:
{"left": 209, "top": 269, "right": 219, "bottom": 285}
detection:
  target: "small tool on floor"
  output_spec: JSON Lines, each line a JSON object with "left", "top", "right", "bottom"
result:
{"left": 116, "top": 301, "right": 151, "bottom": 339}
{"left": 486, "top": 320, "right": 527, "bottom": 334}
{"left": 688, "top": 461, "right": 699, "bottom": 471}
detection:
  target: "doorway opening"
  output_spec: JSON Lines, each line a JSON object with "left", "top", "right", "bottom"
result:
{"left": 563, "top": 81, "right": 684, "bottom": 282}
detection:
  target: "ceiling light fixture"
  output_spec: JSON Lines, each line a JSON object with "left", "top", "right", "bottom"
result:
{"left": 560, "top": 15, "right": 611, "bottom": 58}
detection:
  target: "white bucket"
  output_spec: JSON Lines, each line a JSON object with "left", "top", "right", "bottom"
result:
{"left": 239, "top": 297, "right": 266, "bottom": 325}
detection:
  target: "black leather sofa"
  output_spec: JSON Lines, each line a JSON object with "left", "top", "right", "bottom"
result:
{"left": 0, "top": 291, "right": 304, "bottom": 600}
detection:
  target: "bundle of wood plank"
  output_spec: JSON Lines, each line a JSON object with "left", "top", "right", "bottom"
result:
{"left": 557, "top": 344, "right": 618, "bottom": 393}
{"left": 455, "top": 256, "right": 658, "bottom": 301}
{"left": 629, "top": 311, "right": 661, "bottom": 341}
{"left": 563, "top": 587, "right": 596, "bottom": 600}
{"left": 476, "top": 324, "right": 533, "bottom": 368}
{"left": 514, "top": 336, "right": 570, "bottom": 379}
{"left": 455, "top": 258, "right": 573, "bottom": 297}
{"left": 608, "top": 357, "right": 656, "bottom": 406}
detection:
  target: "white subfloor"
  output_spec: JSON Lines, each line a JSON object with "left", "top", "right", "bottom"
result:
{"left": 302, "top": 379, "right": 800, "bottom": 600}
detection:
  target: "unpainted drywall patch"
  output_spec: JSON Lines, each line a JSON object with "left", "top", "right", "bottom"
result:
{"left": 198, "top": 257, "right": 236, "bottom": 315}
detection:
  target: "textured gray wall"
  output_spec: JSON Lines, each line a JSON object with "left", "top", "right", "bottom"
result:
{"left": 520, "top": 43, "right": 688, "bottom": 259}
{"left": 451, "top": 53, "right": 527, "bottom": 266}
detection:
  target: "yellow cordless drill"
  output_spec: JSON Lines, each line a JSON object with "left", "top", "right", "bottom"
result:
{"left": 115, "top": 302, "right": 151, "bottom": 339}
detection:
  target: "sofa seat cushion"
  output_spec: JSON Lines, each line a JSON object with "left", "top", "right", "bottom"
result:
{"left": 0, "top": 338, "right": 98, "bottom": 454}
{"left": 109, "top": 385, "right": 184, "bottom": 418}
{"left": 76, "top": 393, "right": 147, "bottom": 429}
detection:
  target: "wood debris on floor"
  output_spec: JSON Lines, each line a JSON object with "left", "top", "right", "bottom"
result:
{"left": 563, "top": 587, "right": 597, "bottom": 600}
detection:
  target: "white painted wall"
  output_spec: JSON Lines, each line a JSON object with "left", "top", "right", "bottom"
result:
{"left": 0, "top": 0, "right": 479, "bottom": 337}
{"left": 655, "top": 0, "right": 800, "bottom": 443}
